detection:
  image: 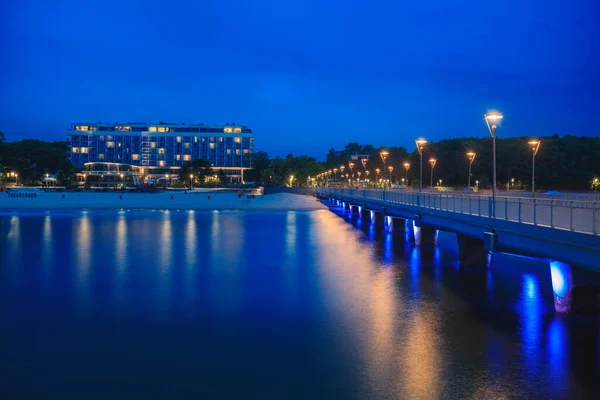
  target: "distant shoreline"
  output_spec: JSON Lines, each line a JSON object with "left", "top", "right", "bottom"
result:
{"left": 0, "top": 192, "right": 326, "bottom": 211}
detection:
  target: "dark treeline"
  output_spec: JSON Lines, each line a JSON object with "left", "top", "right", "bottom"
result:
{"left": 323, "top": 135, "right": 600, "bottom": 190}
{"left": 1, "top": 130, "right": 598, "bottom": 190}
{"left": 0, "top": 133, "right": 74, "bottom": 185}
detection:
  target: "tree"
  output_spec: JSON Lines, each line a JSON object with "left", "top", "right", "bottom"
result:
{"left": 0, "top": 131, "right": 5, "bottom": 144}
{"left": 245, "top": 151, "right": 270, "bottom": 182}
{"left": 180, "top": 158, "right": 212, "bottom": 182}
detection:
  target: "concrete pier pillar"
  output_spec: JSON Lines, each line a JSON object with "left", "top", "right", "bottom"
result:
{"left": 369, "top": 210, "right": 384, "bottom": 224}
{"left": 350, "top": 204, "right": 360, "bottom": 214}
{"left": 550, "top": 261, "right": 574, "bottom": 313}
{"left": 414, "top": 225, "right": 437, "bottom": 246}
{"left": 385, "top": 216, "right": 405, "bottom": 233}
{"left": 456, "top": 234, "right": 488, "bottom": 267}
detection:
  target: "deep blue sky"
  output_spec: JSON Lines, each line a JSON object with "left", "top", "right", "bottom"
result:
{"left": 1, "top": 0, "right": 598, "bottom": 159}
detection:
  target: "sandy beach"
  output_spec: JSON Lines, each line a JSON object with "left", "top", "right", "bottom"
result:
{"left": 0, "top": 191, "right": 326, "bottom": 211}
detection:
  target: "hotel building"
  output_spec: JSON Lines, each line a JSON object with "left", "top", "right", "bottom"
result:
{"left": 67, "top": 122, "right": 254, "bottom": 183}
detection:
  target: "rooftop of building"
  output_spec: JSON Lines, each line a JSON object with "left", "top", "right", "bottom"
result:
{"left": 68, "top": 122, "right": 253, "bottom": 134}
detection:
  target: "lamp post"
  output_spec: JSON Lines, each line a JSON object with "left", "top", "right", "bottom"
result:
{"left": 289, "top": 175, "right": 294, "bottom": 187}
{"left": 466, "top": 152, "right": 476, "bottom": 190}
{"left": 348, "top": 162, "right": 355, "bottom": 185}
{"left": 339, "top": 165, "right": 346, "bottom": 186}
{"left": 484, "top": 112, "right": 503, "bottom": 217}
{"left": 361, "top": 158, "right": 367, "bottom": 170}
{"left": 380, "top": 148, "right": 389, "bottom": 188}
{"left": 387, "top": 166, "right": 394, "bottom": 185}
{"left": 403, "top": 162, "right": 410, "bottom": 186}
{"left": 528, "top": 140, "right": 541, "bottom": 197}
{"left": 415, "top": 139, "right": 427, "bottom": 192}
{"left": 429, "top": 158, "right": 436, "bottom": 188}
{"left": 375, "top": 168, "right": 381, "bottom": 187}
{"left": 189, "top": 174, "right": 194, "bottom": 189}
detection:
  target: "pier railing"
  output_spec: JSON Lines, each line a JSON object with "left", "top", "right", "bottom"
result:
{"left": 318, "top": 188, "right": 600, "bottom": 236}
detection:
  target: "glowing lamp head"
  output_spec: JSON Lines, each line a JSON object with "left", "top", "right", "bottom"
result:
{"left": 388, "top": 166, "right": 393, "bottom": 172}
{"left": 404, "top": 162, "right": 410, "bottom": 169}
{"left": 429, "top": 158, "right": 436, "bottom": 167}
{"left": 415, "top": 139, "right": 427, "bottom": 154}
{"left": 528, "top": 140, "right": 541, "bottom": 155}
{"left": 380, "top": 148, "right": 389, "bottom": 162}
{"left": 375, "top": 168, "right": 381, "bottom": 174}
{"left": 484, "top": 112, "right": 503, "bottom": 137}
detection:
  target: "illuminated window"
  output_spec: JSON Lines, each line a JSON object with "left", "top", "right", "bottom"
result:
{"left": 80, "top": 147, "right": 89, "bottom": 154}
{"left": 99, "top": 136, "right": 105, "bottom": 141}
{"left": 244, "top": 149, "right": 249, "bottom": 154}
{"left": 107, "top": 136, "right": 113, "bottom": 141}
{"left": 72, "top": 147, "right": 79, "bottom": 153}
{"left": 236, "top": 149, "right": 241, "bottom": 155}
{"left": 219, "top": 137, "right": 223, "bottom": 142}
{"left": 224, "top": 127, "right": 233, "bottom": 133}
{"left": 227, "top": 149, "right": 232, "bottom": 155}
{"left": 159, "top": 148, "right": 165, "bottom": 155}
{"left": 149, "top": 126, "right": 157, "bottom": 132}
{"left": 150, "top": 142, "right": 156, "bottom": 148}
{"left": 234, "top": 137, "right": 241, "bottom": 144}
{"left": 117, "top": 142, "right": 122, "bottom": 147}
{"left": 184, "top": 143, "right": 190, "bottom": 149}
{"left": 159, "top": 160, "right": 166, "bottom": 167}
{"left": 106, "top": 142, "right": 115, "bottom": 148}
{"left": 76, "top": 126, "right": 89, "bottom": 131}
{"left": 194, "top": 137, "right": 198, "bottom": 143}
{"left": 176, "top": 155, "right": 181, "bottom": 161}
{"left": 177, "top": 136, "right": 182, "bottom": 143}
{"left": 158, "top": 127, "right": 166, "bottom": 133}
{"left": 183, "top": 155, "right": 191, "bottom": 161}
{"left": 132, "top": 154, "right": 140, "bottom": 161}
{"left": 89, "top": 126, "right": 97, "bottom": 131}
{"left": 233, "top": 128, "right": 242, "bottom": 133}
{"left": 209, "top": 143, "right": 215, "bottom": 149}
{"left": 98, "top": 154, "right": 105, "bottom": 160}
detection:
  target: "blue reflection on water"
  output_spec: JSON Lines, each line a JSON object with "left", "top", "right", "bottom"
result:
{"left": 519, "top": 274, "right": 543, "bottom": 375}
{"left": 0, "top": 210, "right": 599, "bottom": 398}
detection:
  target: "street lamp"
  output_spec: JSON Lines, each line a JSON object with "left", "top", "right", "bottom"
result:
{"left": 348, "top": 162, "right": 355, "bottom": 185}
{"left": 361, "top": 158, "right": 367, "bottom": 170}
{"left": 375, "top": 168, "right": 381, "bottom": 186}
{"left": 339, "top": 165, "right": 345, "bottom": 185}
{"left": 380, "top": 148, "right": 389, "bottom": 186}
{"left": 415, "top": 139, "right": 427, "bottom": 192}
{"left": 189, "top": 174, "right": 194, "bottom": 189}
{"left": 403, "top": 162, "right": 410, "bottom": 186}
{"left": 429, "top": 158, "right": 436, "bottom": 188}
{"left": 528, "top": 140, "right": 541, "bottom": 197}
{"left": 289, "top": 175, "right": 294, "bottom": 187}
{"left": 484, "top": 112, "right": 503, "bottom": 217}
{"left": 387, "top": 166, "right": 393, "bottom": 184}
{"left": 466, "top": 152, "right": 476, "bottom": 190}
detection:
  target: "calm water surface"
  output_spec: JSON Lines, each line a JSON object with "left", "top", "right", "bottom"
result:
{"left": 1, "top": 208, "right": 599, "bottom": 399}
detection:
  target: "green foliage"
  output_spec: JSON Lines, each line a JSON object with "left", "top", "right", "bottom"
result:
{"left": 180, "top": 158, "right": 212, "bottom": 182}
{"left": 326, "top": 136, "right": 600, "bottom": 190}
{"left": 248, "top": 153, "right": 325, "bottom": 186}
{"left": 0, "top": 137, "right": 74, "bottom": 185}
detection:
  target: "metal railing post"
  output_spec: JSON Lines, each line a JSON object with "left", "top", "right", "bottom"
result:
{"left": 570, "top": 201, "right": 574, "bottom": 231}
{"left": 505, "top": 198, "right": 508, "bottom": 220}
{"left": 533, "top": 198, "right": 537, "bottom": 225}
{"left": 518, "top": 198, "right": 521, "bottom": 223}
{"left": 550, "top": 201, "right": 553, "bottom": 228}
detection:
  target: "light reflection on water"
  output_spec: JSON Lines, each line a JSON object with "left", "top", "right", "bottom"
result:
{"left": 0, "top": 209, "right": 599, "bottom": 398}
